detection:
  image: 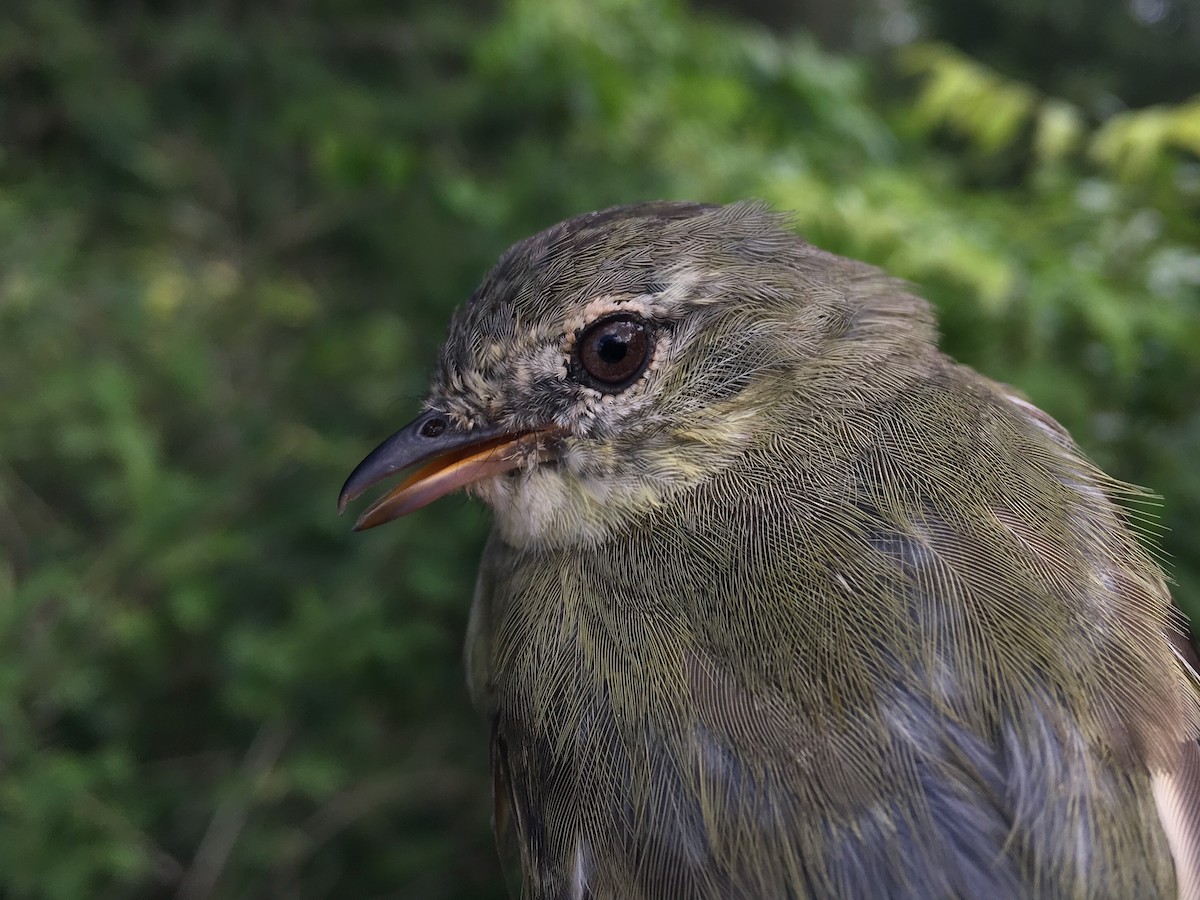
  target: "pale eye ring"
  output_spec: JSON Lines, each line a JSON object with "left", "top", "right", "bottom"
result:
{"left": 571, "top": 313, "right": 655, "bottom": 393}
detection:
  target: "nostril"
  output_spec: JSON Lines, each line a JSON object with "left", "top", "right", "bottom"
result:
{"left": 419, "top": 416, "right": 447, "bottom": 438}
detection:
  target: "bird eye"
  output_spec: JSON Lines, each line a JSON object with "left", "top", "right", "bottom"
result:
{"left": 572, "top": 314, "right": 655, "bottom": 392}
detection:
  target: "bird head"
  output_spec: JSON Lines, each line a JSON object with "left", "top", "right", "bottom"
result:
{"left": 339, "top": 201, "right": 934, "bottom": 547}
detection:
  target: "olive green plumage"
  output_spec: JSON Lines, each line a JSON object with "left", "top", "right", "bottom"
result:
{"left": 343, "top": 201, "right": 1200, "bottom": 899}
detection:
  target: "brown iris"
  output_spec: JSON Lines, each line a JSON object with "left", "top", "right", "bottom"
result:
{"left": 573, "top": 314, "right": 655, "bottom": 392}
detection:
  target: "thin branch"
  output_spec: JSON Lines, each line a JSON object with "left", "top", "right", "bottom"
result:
{"left": 175, "top": 718, "right": 292, "bottom": 900}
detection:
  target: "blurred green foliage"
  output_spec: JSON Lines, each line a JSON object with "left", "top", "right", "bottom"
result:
{"left": 0, "top": 0, "right": 1197, "bottom": 896}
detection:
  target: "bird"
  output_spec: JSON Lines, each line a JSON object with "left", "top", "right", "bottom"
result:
{"left": 339, "top": 201, "right": 1200, "bottom": 899}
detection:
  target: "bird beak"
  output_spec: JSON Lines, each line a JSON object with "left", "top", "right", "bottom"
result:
{"left": 338, "top": 410, "right": 563, "bottom": 530}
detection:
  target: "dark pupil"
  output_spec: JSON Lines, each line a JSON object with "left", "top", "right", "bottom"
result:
{"left": 597, "top": 334, "right": 628, "bottom": 364}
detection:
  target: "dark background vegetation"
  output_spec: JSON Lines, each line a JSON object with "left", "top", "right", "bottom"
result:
{"left": 1, "top": 0, "right": 1198, "bottom": 896}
